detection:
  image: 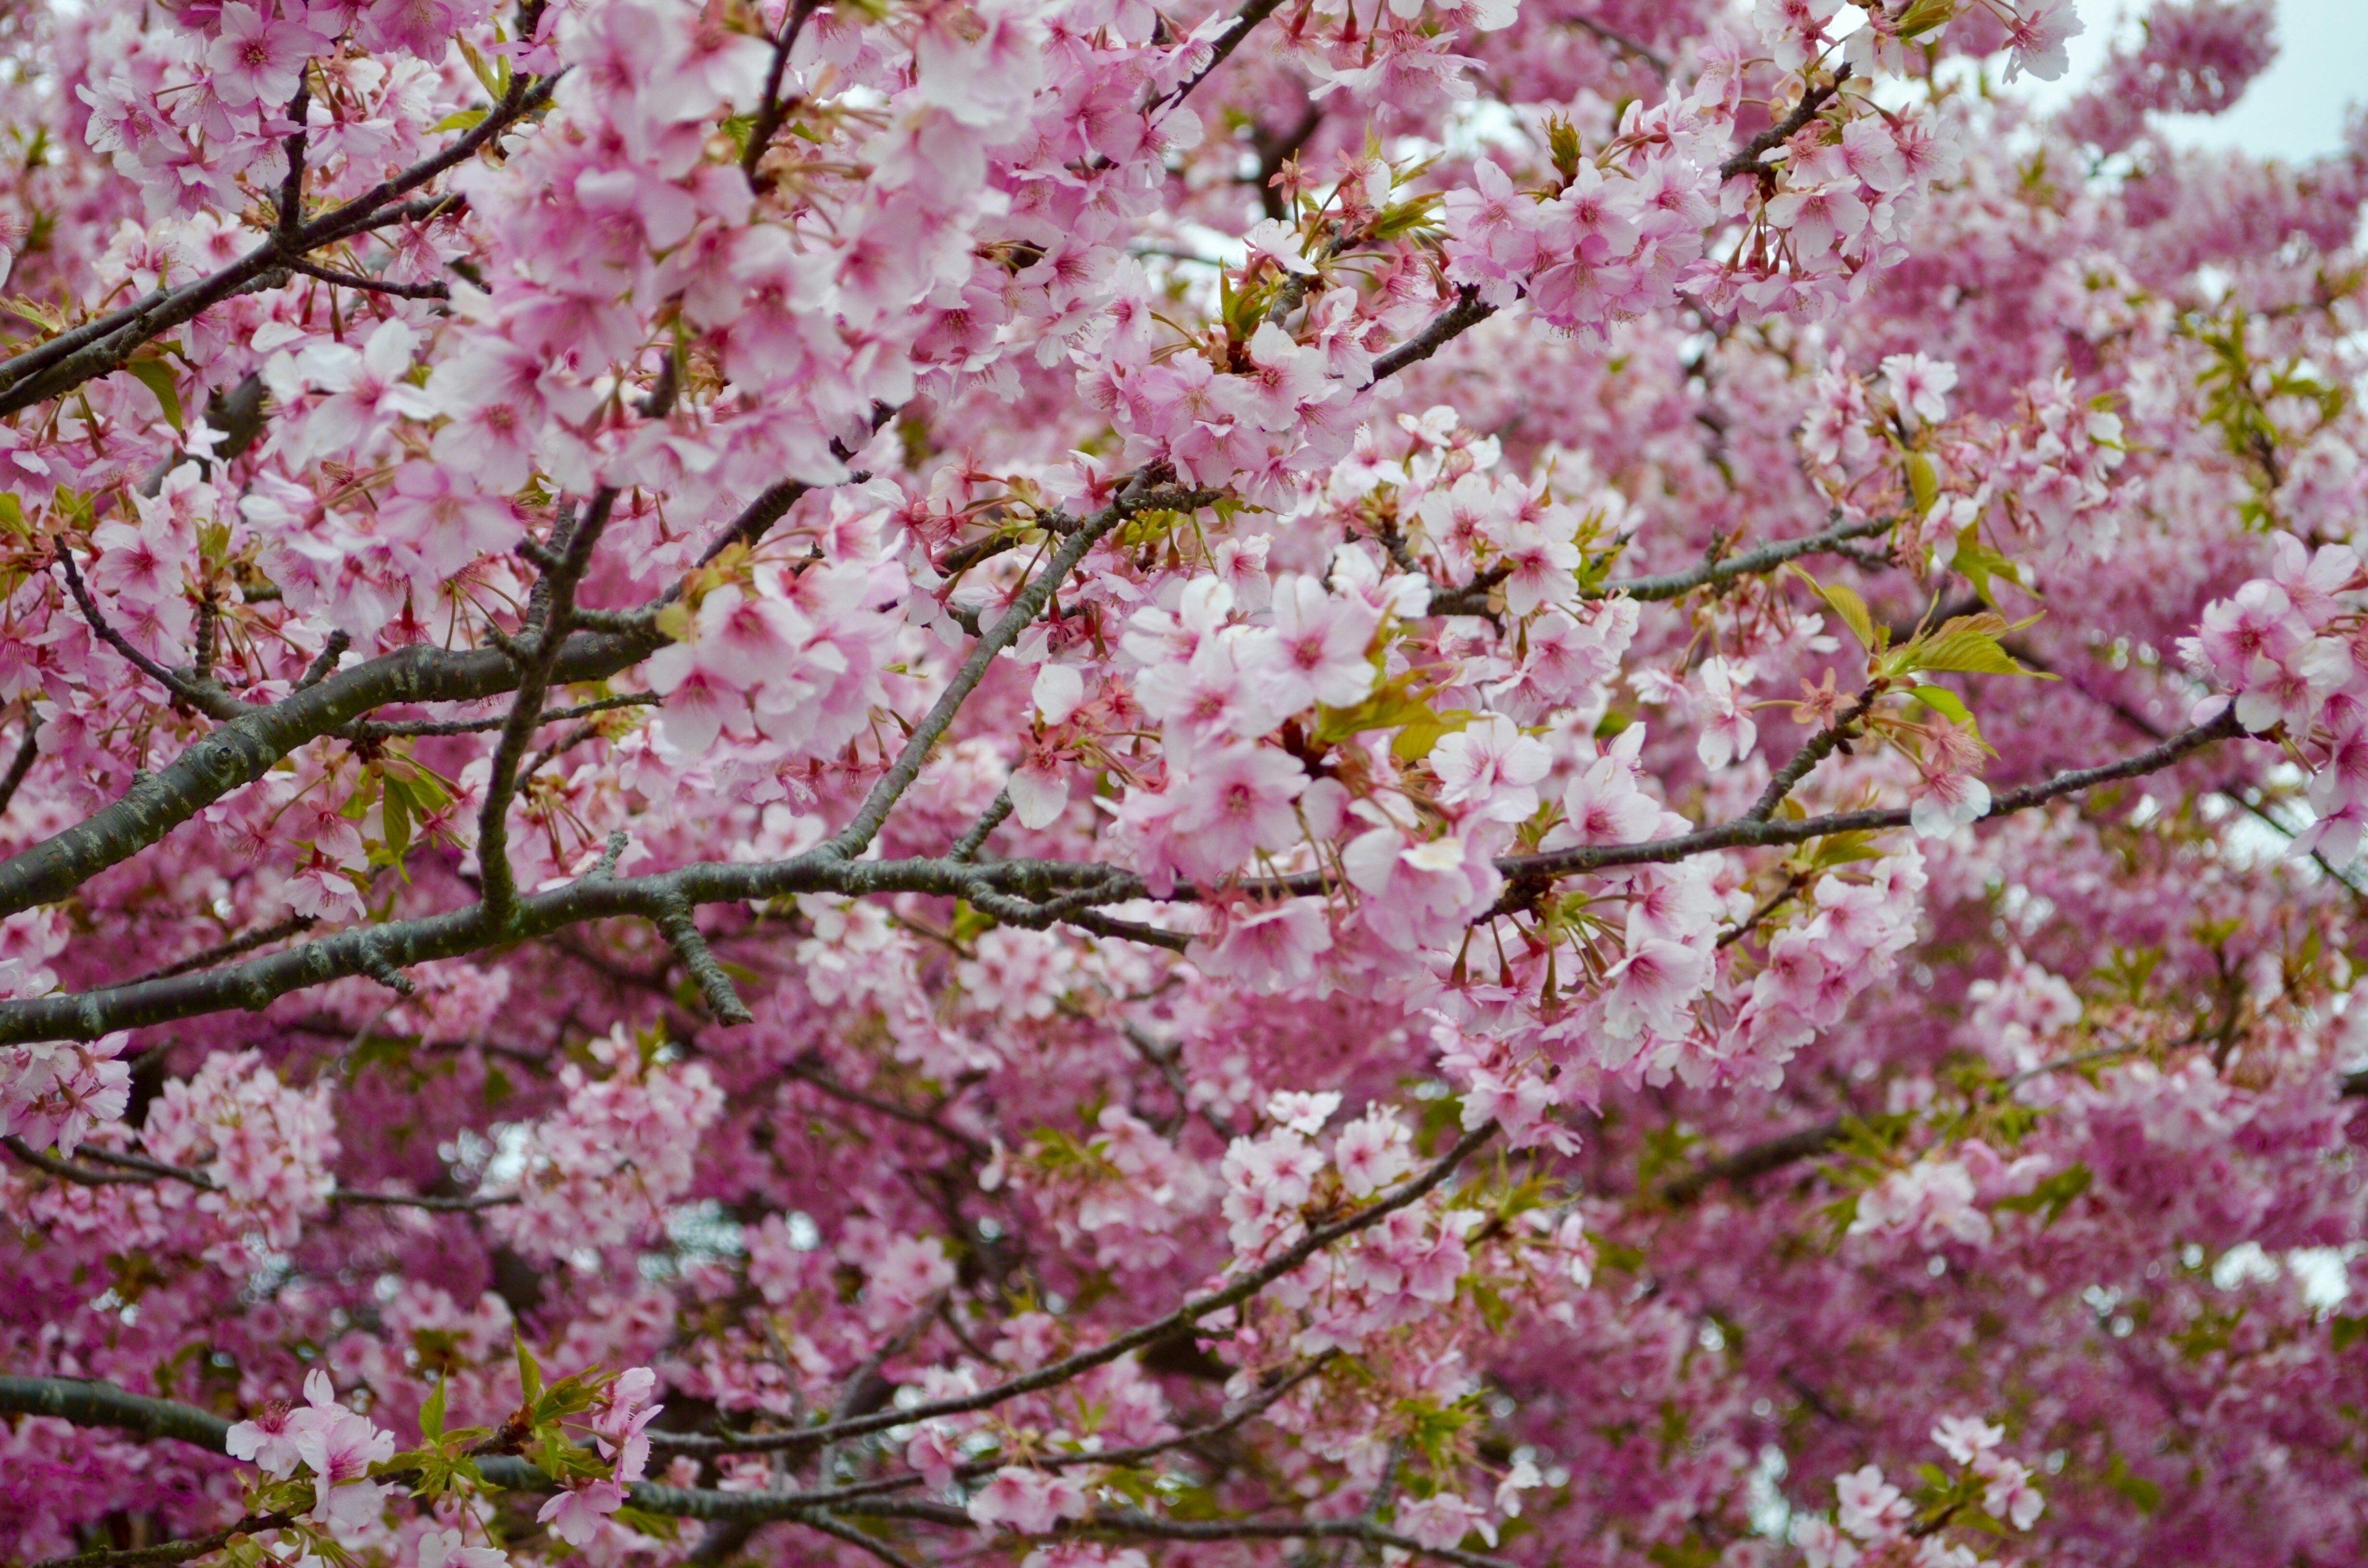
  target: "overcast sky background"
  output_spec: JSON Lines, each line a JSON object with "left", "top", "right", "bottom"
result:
{"left": 2025, "top": 0, "right": 2366, "bottom": 161}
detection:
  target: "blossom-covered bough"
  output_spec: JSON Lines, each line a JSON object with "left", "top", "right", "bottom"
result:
{"left": 2, "top": 0, "right": 2366, "bottom": 1562}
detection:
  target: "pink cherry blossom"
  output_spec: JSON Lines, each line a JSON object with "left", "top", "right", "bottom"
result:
{"left": 207, "top": 4, "right": 326, "bottom": 109}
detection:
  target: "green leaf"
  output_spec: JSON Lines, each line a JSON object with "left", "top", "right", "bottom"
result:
{"left": 514, "top": 1334, "right": 543, "bottom": 1405}
{"left": 1894, "top": 613, "right": 2055, "bottom": 680}
{"left": 433, "top": 108, "right": 489, "bottom": 133}
{"left": 611, "top": 1507, "right": 681, "bottom": 1542}
{"left": 2105, "top": 1453, "right": 2162, "bottom": 1514}
{"left": 1896, "top": 0, "right": 1957, "bottom": 38}
{"left": 2333, "top": 1313, "right": 2368, "bottom": 1353}
{"left": 1313, "top": 673, "right": 1452, "bottom": 749}
{"left": 1993, "top": 1162, "right": 2092, "bottom": 1225}
{"left": 380, "top": 784, "right": 413, "bottom": 862}
{"left": 1785, "top": 564, "right": 1878, "bottom": 653}
{"left": 455, "top": 36, "right": 503, "bottom": 101}
{"left": 1, "top": 295, "right": 67, "bottom": 331}
{"left": 1907, "top": 451, "right": 1940, "bottom": 515}
{"left": 1910, "top": 684, "right": 1975, "bottom": 729}
{"left": 124, "top": 358, "right": 184, "bottom": 432}
{"left": 1392, "top": 708, "right": 1474, "bottom": 764}
{"left": 1909, "top": 684, "right": 1992, "bottom": 754}
{"left": 1947, "top": 523, "right": 2032, "bottom": 609}
{"left": 1799, "top": 829, "right": 1888, "bottom": 870}
{"left": 419, "top": 1373, "right": 447, "bottom": 1441}
{"left": 532, "top": 1372, "right": 602, "bottom": 1424}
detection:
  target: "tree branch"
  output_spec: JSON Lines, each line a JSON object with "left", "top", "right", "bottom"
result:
{"left": 0, "top": 74, "right": 553, "bottom": 416}
{"left": 281, "top": 256, "right": 451, "bottom": 300}
{"left": 2, "top": 1135, "right": 515, "bottom": 1209}
{"left": 0, "top": 626, "right": 662, "bottom": 921}
{"left": 1370, "top": 287, "right": 1496, "bottom": 382}
{"left": 1148, "top": 0, "right": 1286, "bottom": 118}
{"left": 1568, "top": 14, "right": 1670, "bottom": 75}
{"left": 0, "top": 714, "right": 37, "bottom": 818}
{"left": 1492, "top": 706, "right": 2243, "bottom": 884}
{"left": 30, "top": 1514, "right": 294, "bottom": 1568}
{"left": 1745, "top": 684, "right": 1880, "bottom": 823}
{"left": 478, "top": 490, "right": 621, "bottom": 925}
{"left": 650, "top": 1122, "right": 1495, "bottom": 1455}
{"left": 818, "top": 477, "right": 1220, "bottom": 863}
{"left": 54, "top": 544, "right": 244, "bottom": 721}
{"left": 1424, "top": 515, "right": 1894, "bottom": 618}
{"left": 128, "top": 914, "right": 318, "bottom": 983}
{"left": 741, "top": 0, "right": 823, "bottom": 180}
{"left": 1720, "top": 65, "right": 1853, "bottom": 183}
{"left": 1659, "top": 1120, "right": 1843, "bottom": 1204}
{"left": 0, "top": 707, "right": 2246, "bottom": 1042}
{"left": 1610, "top": 515, "right": 1893, "bottom": 605}
{"left": 350, "top": 693, "right": 657, "bottom": 741}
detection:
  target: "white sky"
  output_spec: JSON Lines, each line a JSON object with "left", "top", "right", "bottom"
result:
{"left": 2027, "top": 0, "right": 2367, "bottom": 162}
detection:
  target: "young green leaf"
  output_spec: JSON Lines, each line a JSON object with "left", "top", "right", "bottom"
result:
{"left": 514, "top": 1333, "right": 543, "bottom": 1404}
{"left": 124, "top": 358, "right": 184, "bottom": 432}
{"left": 1894, "top": 613, "right": 2056, "bottom": 679}
{"left": 1785, "top": 563, "right": 1879, "bottom": 654}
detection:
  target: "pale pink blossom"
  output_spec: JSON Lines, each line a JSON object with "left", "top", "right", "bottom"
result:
{"left": 1834, "top": 1464, "right": 1910, "bottom": 1541}
{"left": 208, "top": 4, "right": 326, "bottom": 109}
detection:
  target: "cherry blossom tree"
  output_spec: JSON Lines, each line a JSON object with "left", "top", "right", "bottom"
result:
{"left": 1, "top": 0, "right": 2365, "bottom": 1564}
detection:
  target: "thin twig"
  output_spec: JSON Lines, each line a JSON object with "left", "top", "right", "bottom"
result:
{"left": 281, "top": 256, "right": 452, "bottom": 300}
{"left": 350, "top": 692, "right": 657, "bottom": 741}
{"left": 0, "top": 716, "right": 37, "bottom": 817}
{"left": 31, "top": 1513, "right": 294, "bottom": 1568}
{"left": 55, "top": 544, "right": 242, "bottom": 721}
{"left": 130, "top": 914, "right": 318, "bottom": 983}
{"left": 1568, "top": 14, "right": 1670, "bottom": 75}
{"left": 797, "top": 1516, "right": 919, "bottom": 1568}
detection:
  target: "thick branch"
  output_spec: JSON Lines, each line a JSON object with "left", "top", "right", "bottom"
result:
{"left": 0, "top": 1374, "right": 549, "bottom": 1492}
{"left": 0, "top": 626, "right": 661, "bottom": 921}
{"left": 30, "top": 1514, "right": 294, "bottom": 1568}
{"left": 0, "top": 709, "right": 2245, "bottom": 1041}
